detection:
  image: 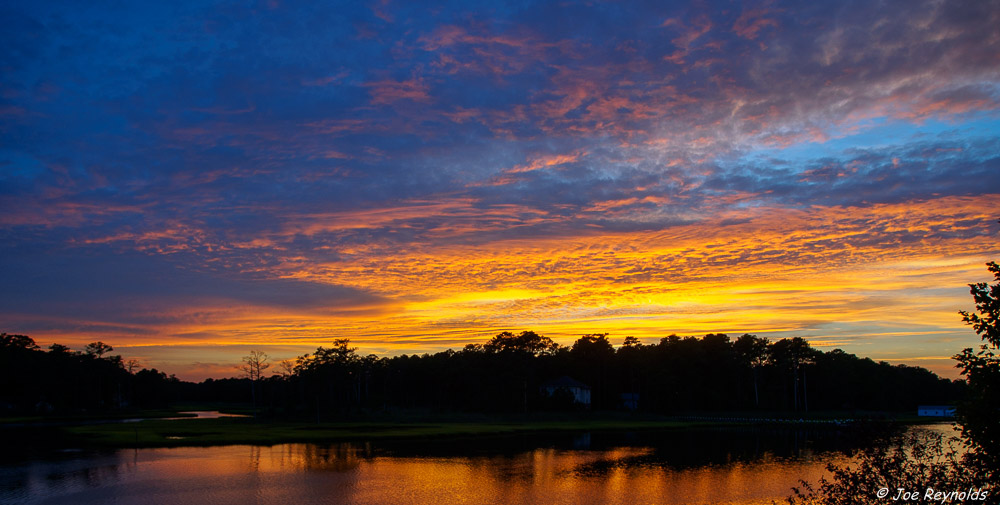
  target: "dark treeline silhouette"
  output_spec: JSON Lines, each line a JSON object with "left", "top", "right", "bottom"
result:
{"left": 0, "top": 334, "right": 182, "bottom": 412}
{"left": 1, "top": 330, "right": 964, "bottom": 418}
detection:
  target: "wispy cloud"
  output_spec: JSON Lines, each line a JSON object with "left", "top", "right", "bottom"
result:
{"left": 1, "top": 0, "right": 998, "bottom": 379}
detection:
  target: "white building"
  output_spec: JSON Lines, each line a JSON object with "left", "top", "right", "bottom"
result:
{"left": 917, "top": 405, "right": 955, "bottom": 417}
{"left": 540, "top": 376, "right": 591, "bottom": 406}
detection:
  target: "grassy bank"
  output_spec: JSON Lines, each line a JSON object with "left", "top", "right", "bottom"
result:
{"left": 10, "top": 417, "right": 698, "bottom": 450}
{"left": 0, "top": 409, "right": 198, "bottom": 425}
{"left": 1, "top": 408, "right": 938, "bottom": 451}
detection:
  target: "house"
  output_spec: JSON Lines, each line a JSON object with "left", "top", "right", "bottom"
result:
{"left": 540, "top": 376, "right": 591, "bottom": 406}
{"left": 917, "top": 405, "right": 956, "bottom": 417}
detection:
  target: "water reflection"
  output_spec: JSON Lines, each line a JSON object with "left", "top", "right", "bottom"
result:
{"left": 0, "top": 426, "right": 927, "bottom": 505}
{"left": 120, "top": 410, "right": 251, "bottom": 423}
{"left": 271, "top": 443, "right": 372, "bottom": 473}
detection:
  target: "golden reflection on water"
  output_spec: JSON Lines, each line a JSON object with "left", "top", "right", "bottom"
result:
{"left": 4, "top": 440, "right": 840, "bottom": 505}
{"left": 152, "top": 442, "right": 830, "bottom": 505}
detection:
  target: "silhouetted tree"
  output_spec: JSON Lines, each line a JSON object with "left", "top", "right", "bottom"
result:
{"left": 238, "top": 350, "right": 269, "bottom": 418}
{"left": 571, "top": 334, "right": 615, "bottom": 407}
{"left": 0, "top": 330, "right": 966, "bottom": 418}
{"left": 771, "top": 337, "right": 816, "bottom": 411}
{"left": 733, "top": 334, "right": 769, "bottom": 407}
{"left": 789, "top": 258, "right": 1000, "bottom": 504}
{"left": 48, "top": 343, "right": 72, "bottom": 354}
{"left": 484, "top": 330, "right": 559, "bottom": 356}
{"left": 0, "top": 333, "right": 39, "bottom": 351}
{"left": 572, "top": 333, "right": 615, "bottom": 357}
{"left": 616, "top": 336, "right": 646, "bottom": 409}
{"left": 481, "top": 331, "right": 555, "bottom": 411}
{"left": 84, "top": 341, "right": 114, "bottom": 358}
{"left": 621, "top": 335, "right": 641, "bottom": 348}
{"left": 956, "top": 260, "right": 1000, "bottom": 480}
{"left": 295, "top": 339, "right": 362, "bottom": 418}
{"left": 124, "top": 358, "right": 141, "bottom": 374}
{"left": 132, "top": 368, "right": 178, "bottom": 408}
{"left": 789, "top": 430, "right": 975, "bottom": 504}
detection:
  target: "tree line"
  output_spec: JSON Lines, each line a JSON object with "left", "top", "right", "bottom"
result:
{"left": 0, "top": 336, "right": 183, "bottom": 412}
{"left": 0, "top": 330, "right": 963, "bottom": 417}
{"left": 244, "top": 331, "right": 962, "bottom": 417}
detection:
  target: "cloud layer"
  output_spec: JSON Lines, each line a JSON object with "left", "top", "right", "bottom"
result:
{"left": 1, "top": 0, "right": 998, "bottom": 379}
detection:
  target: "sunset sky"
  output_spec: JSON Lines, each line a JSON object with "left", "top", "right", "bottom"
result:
{"left": 2, "top": 0, "right": 999, "bottom": 381}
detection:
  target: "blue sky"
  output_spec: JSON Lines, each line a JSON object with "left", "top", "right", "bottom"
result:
{"left": 2, "top": 0, "right": 999, "bottom": 379}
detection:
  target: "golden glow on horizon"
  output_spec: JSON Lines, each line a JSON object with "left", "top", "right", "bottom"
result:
{"left": 18, "top": 194, "right": 999, "bottom": 380}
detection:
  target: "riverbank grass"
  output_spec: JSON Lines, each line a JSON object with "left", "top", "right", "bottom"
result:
{"left": 60, "top": 417, "right": 705, "bottom": 448}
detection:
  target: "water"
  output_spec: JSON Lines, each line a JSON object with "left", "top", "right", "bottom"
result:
{"left": 0, "top": 424, "right": 960, "bottom": 505}
{"left": 155, "top": 410, "right": 252, "bottom": 421}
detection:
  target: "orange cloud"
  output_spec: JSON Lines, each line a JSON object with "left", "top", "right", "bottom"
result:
{"left": 365, "top": 79, "right": 431, "bottom": 104}
{"left": 17, "top": 195, "right": 997, "bottom": 381}
{"left": 732, "top": 8, "right": 779, "bottom": 40}
{"left": 505, "top": 151, "right": 586, "bottom": 174}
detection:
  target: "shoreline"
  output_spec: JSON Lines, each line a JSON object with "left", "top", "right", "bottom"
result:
{"left": 1, "top": 409, "right": 948, "bottom": 453}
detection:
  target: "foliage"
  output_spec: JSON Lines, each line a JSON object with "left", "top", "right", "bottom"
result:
{"left": 788, "top": 429, "right": 978, "bottom": 505}
{"left": 954, "top": 261, "right": 1000, "bottom": 482}
{"left": 571, "top": 333, "right": 615, "bottom": 357}
{"left": 735, "top": 334, "right": 770, "bottom": 407}
{"left": 298, "top": 339, "right": 358, "bottom": 370}
{"left": 84, "top": 341, "right": 114, "bottom": 358}
{"left": 621, "top": 335, "right": 642, "bottom": 348}
{"left": 788, "top": 260, "right": 1000, "bottom": 504}
{"left": 483, "top": 330, "right": 560, "bottom": 356}
{"left": 734, "top": 334, "right": 770, "bottom": 368}
{"left": 1, "top": 333, "right": 39, "bottom": 351}
{"left": 1, "top": 329, "right": 965, "bottom": 417}
{"left": 0, "top": 337, "right": 140, "bottom": 412}
{"left": 959, "top": 261, "right": 1000, "bottom": 348}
